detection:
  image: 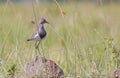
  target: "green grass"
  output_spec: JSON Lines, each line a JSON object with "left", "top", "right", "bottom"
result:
{"left": 0, "top": 2, "right": 120, "bottom": 78}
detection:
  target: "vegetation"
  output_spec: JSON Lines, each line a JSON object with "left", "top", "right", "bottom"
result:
{"left": 0, "top": 1, "right": 120, "bottom": 78}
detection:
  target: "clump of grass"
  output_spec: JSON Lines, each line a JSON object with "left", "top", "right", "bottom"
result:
{"left": 7, "top": 64, "right": 17, "bottom": 78}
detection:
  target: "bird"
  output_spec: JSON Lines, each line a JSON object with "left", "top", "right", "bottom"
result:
{"left": 27, "top": 18, "right": 49, "bottom": 49}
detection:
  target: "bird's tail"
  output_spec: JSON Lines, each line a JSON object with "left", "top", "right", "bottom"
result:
{"left": 27, "top": 38, "right": 33, "bottom": 41}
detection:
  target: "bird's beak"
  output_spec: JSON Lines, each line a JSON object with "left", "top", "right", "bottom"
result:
{"left": 46, "top": 21, "right": 50, "bottom": 24}
{"left": 45, "top": 20, "right": 49, "bottom": 24}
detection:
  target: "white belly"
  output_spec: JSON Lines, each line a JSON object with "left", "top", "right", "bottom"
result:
{"left": 33, "top": 33, "right": 41, "bottom": 41}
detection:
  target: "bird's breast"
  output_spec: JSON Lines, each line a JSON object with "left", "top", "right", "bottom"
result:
{"left": 39, "top": 31, "right": 47, "bottom": 39}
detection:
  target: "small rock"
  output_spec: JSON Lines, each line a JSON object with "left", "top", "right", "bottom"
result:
{"left": 110, "top": 69, "right": 120, "bottom": 78}
{"left": 7, "top": 74, "right": 14, "bottom": 78}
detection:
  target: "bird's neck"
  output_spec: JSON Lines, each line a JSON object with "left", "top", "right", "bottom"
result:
{"left": 39, "top": 24, "right": 45, "bottom": 32}
{"left": 39, "top": 23, "right": 43, "bottom": 27}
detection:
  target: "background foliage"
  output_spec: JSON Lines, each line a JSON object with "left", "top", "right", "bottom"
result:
{"left": 0, "top": 0, "right": 120, "bottom": 78}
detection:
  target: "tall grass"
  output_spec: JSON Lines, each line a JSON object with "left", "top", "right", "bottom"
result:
{"left": 0, "top": 1, "right": 120, "bottom": 78}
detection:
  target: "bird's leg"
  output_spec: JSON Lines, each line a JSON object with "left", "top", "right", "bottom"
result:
{"left": 35, "top": 41, "right": 38, "bottom": 49}
{"left": 36, "top": 41, "right": 40, "bottom": 49}
{"left": 35, "top": 41, "right": 41, "bottom": 55}
{"left": 35, "top": 41, "right": 38, "bottom": 55}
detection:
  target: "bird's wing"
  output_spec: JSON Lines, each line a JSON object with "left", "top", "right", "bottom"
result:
{"left": 27, "top": 32, "right": 39, "bottom": 41}
{"left": 31, "top": 32, "right": 38, "bottom": 38}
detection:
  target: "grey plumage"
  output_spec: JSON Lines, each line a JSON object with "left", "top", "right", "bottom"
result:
{"left": 27, "top": 18, "right": 49, "bottom": 49}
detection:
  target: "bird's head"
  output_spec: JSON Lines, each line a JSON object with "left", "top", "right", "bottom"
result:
{"left": 39, "top": 18, "right": 49, "bottom": 24}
